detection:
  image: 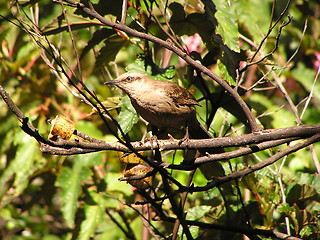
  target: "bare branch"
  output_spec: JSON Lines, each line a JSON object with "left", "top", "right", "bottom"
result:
{"left": 1, "top": 82, "right": 319, "bottom": 157}
{"left": 120, "top": 0, "right": 127, "bottom": 24}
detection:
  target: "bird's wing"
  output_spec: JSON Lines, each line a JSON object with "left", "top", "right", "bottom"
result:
{"left": 160, "top": 81, "right": 200, "bottom": 106}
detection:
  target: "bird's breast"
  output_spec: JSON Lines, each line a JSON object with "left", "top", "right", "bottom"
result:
{"left": 129, "top": 90, "right": 196, "bottom": 128}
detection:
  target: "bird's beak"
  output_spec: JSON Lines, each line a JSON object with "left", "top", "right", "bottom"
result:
{"left": 104, "top": 79, "right": 118, "bottom": 85}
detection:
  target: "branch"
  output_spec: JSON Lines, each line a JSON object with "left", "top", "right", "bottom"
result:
{"left": 162, "top": 137, "right": 299, "bottom": 170}
{"left": 28, "top": 124, "right": 320, "bottom": 155}
{"left": 135, "top": 133, "right": 320, "bottom": 202}
{"left": 249, "top": 0, "right": 292, "bottom": 63}
{"left": 1, "top": 82, "right": 319, "bottom": 157}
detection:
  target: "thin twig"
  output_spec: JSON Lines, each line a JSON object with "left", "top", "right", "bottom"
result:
{"left": 120, "top": 0, "right": 127, "bottom": 24}
{"left": 249, "top": 0, "right": 292, "bottom": 62}
{"left": 58, "top": 0, "right": 82, "bottom": 79}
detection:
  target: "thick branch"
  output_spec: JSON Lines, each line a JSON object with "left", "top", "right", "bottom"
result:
{"left": 39, "top": 125, "right": 320, "bottom": 155}
{"left": 134, "top": 133, "right": 320, "bottom": 204}
{"left": 161, "top": 137, "right": 299, "bottom": 170}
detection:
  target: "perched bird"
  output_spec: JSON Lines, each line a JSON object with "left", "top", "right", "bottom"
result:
{"left": 105, "top": 71, "right": 225, "bottom": 179}
{"left": 105, "top": 71, "right": 211, "bottom": 139}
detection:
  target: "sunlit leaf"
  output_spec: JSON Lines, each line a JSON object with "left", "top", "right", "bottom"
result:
{"left": 277, "top": 203, "right": 294, "bottom": 212}
{"left": 117, "top": 95, "right": 138, "bottom": 135}
{"left": 234, "top": 0, "right": 270, "bottom": 44}
{"left": 216, "top": 59, "right": 236, "bottom": 85}
{"left": 0, "top": 131, "right": 43, "bottom": 201}
{"left": 55, "top": 156, "right": 92, "bottom": 228}
{"left": 78, "top": 205, "right": 102, "bottom": 240}
{"left": 212, "top": 0, "right": 239, "bottom": 52}
{"left": 104, "top": 172, "right": 133, "bottom": 196}
{"left": 55, "top": 167, "right": 80, "bottom": 228}
{"left": 187, "top": 205, "right": 211, "bottom": 220}
{"left": 127, "top": 58, "right": 176, "bottom": 81}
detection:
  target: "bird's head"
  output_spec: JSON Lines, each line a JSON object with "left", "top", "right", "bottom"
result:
{"left": 105, "top": 71, "right": 146, "bottom": 86}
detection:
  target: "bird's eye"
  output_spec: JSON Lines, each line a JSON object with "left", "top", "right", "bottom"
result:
{"left": 126, "top": 76, "right": 132, "bottom": 81}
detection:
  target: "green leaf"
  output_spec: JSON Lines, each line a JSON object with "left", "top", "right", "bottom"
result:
{"left": 300, "top": 225, "right": 315, "bottom": 238}
{"left": 78, "top": 205, "right": 102, "bottom": 240}
{"left": 55, "top": 167, "right": 81, "bottom": 228}
{"left": 270, "top": 106, "right": 296, "bottom": 129}
{"left": 117, "top": 95, "right": 139, "bottom": 135}
{"left": 0, "top": 131, "right": 43, "bottom": 201}
{"left": 127, "top": 58, "right": 176, "bottom": 80}
{"left": 104, "top": 172, "right": 133, "bottom": 196}
{"left": 76, "top": 121, "right": 105, "bottom": 142}
{"left": 42, "top": 11, "right": 101, "bottom": 35}
{"left": 55, "top": 156, "right": 92, "bottom": 228}
{"left": 234, "top": 0, "right": 270, "bottom": 44}
{"left": 212, "top": 0, "right": 239, "bottom": 52}
{"left": 277, "top": 203, "right": 294, "bottom": 212}
{"left": 81, "top": 28, "right": 116, "bottom": 59}
{"left": 13, "top": 133, "right": 43, "bottom": 193}
{"left": 291, "top": 62, "right": 318, "bottom": 101}
{"left": 298, "top": 173, "right": 320, "bottom": 194}
{"left": 216, "top": 59, "right": 236, "bottom": 85}
{"left": 95, "top": 35, "right": 128, "bottom": 70}
{"left": 187, "top": 205, "right": 212, "bottom": 221}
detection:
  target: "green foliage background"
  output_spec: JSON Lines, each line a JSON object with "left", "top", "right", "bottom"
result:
{"left": 0, "top": 0, "right": 319, "bottom": 239}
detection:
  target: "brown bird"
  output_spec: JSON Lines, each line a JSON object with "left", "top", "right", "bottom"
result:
{"left": 105, "top": 71, "right": 211, "bottom": 139}
{"left": 105, "top": 71, "right": 225, "bottom": 179}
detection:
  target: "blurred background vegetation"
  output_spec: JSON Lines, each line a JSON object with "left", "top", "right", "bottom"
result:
{"left": 0, "top": 0, "right": 319, "bottom": 239}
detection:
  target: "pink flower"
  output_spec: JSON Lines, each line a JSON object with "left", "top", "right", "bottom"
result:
{"left": 179, "top": 34, "right": 202, "bottom": 67}
{"left": 182, "top": 33, "right": 202, "bottom": 54}
{"left": 313, "top": 51, "right": 320, "bottom": 72}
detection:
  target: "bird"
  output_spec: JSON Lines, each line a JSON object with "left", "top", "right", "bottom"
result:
{"left": 104, "top": 71, "right": 212, "bottom": 139}
{"left": 105, "top": 71, "right": 225, "bottom": 179}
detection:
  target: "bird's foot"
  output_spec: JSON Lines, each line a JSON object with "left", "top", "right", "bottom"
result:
{"left": 179, "top": 131, "right": 191, "bottom": 146}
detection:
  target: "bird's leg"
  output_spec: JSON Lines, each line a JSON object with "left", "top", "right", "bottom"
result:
{"left": 150, "top": 125, "right": 162, "bottom": 162}
{"left": 179, "top": 123, "right": 191, "bottom": 145}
